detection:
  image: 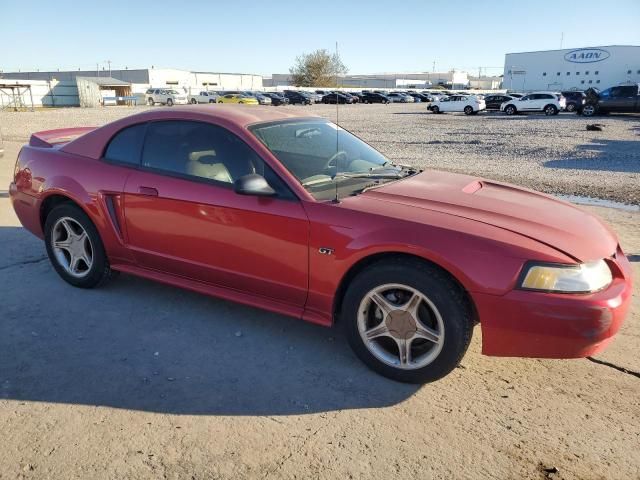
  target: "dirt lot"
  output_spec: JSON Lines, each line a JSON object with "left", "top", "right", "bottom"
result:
{"left": 0, "top": 104, "right": 638, "bottom": 480}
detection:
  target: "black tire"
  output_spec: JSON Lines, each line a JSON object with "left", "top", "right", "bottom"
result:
{"left": 544, "top": 104, "right": 557, "bottom": 116}
{"left": 582, "top": 104, "right": 597, "bottom": 117}
{"left": 44, "top": 203, "right": 116, "bottom": 289}
{"left": 190, "top": 98, "right": 197, "bottom": 104}
{"left": 431, "top": 105, "right": 440, "bottom": 114}
{"left": 566, "top": 102, "right": 577, "bottom": 112}
{"left": 209, "top": 99, "right": 215, "bottom": 103}
{"left": 342, "top": 258, "right": 474, "bottom": 383}
{"left": 464, "top": 106, "right": 473, "bottom": 115}
{"left": 166, "top": 98, "right": 174, "bottom": 107}
{"left": 147, "top": 97, "right": 154, "bottom": 106}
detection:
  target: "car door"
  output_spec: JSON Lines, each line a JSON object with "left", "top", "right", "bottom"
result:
{"left": 518, "top": 95, "right": 534, "bottom": 111}
{"left": 122, "top": 120, "right": 309, "bottom": 307}
{"left": 606, "top": 86, "right": 636, "bottom": 112}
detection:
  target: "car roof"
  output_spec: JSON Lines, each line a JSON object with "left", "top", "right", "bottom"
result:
{"left": 61, "top": 106, "right": 321, "bottom": 160}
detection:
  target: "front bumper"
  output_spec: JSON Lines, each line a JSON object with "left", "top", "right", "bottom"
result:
{"left": 475, "top": 252, "right": 632, "bottom": 358}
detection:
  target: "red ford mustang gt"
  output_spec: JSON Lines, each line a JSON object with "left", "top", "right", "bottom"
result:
{"left": 10, "top": 106, "right": 632, "bottom": 383}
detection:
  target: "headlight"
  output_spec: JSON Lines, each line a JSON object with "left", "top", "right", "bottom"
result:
{"left": 519, "top": 259, "right": 612, "bottom": 293}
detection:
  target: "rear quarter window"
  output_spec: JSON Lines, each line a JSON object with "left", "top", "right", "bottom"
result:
{"left": 104, "top": 123, "right": 147, "bottom": 166}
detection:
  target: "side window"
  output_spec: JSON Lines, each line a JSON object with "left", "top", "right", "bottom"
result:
{"left": 521, "top": 95, "right": 530, "bottom": 101}
{"left": 104, "top": 123, "right": 146, "bottom": 166}
{"left": 618, "top": 86, "right": 636, "bottom": 97}
{"left": 140, "top": 121, "right": 294, "bottom": 197}
{"left": 610, "top": 87, "right": 623, "bottom": 97}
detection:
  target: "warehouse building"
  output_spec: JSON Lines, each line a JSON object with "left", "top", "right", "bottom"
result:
{"left": 504, "top": 45, "right": 640, "bottom": 92}
{"left": 265, "top": 71, "right": 470, "bottom": 89}
{"left": 0, "top": 68, "right": 263, "bottom": 106}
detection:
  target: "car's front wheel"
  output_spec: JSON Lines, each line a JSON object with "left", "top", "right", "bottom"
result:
{"left": 431, "top": 105, "right": 440, "bottom": 114}
{"left": 504, "top": 104, "right": 517, "bottom": 115}
{"left": 582, "top": 104, "right": 597, "bottom": 116}
{"left": 544, "top": 104, "right": 558, "bottom": 116}
{"left": 44, "top": 203, "right": 116, "bottom": 289}
{"left": 190, "top": 98, "right": 197, "bottom": 104}
{"left": 166, "top": 98, "right": 174, "bottom": 107}
{"left": 147, "top": 98, "right": 154, "bottom": 106}
{"left": 464, "top": 106, "right": 473, "bottom": 115}
{"left": 342, "top": 258, "right": 473, "bottom": 383}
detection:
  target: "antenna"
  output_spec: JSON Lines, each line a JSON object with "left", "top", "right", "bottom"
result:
{"left": 333, "top": 40, "right": 340, "bottom": 203}
{"left": 560, "top": 32, "right": 564, "bottom": 49}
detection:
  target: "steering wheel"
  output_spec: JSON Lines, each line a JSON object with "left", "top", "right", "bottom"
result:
{"left": 323, "top": 150, "right": 348, "bottom": 175}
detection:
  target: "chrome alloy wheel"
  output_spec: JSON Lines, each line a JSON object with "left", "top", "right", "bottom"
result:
{"left": 51, "top": 217, "right": 93, "bottom": 278}
{"left": 357, "top": 283, "right": 445, "bottom": 370}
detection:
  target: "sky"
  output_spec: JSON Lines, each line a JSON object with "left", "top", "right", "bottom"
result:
{"left": 2, "top": 0, "right": 639, "bottom": 77}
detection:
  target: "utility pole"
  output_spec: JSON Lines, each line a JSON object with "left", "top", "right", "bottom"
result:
{"left": 560, "top": 32, "right": 564, "bottom": 49}
{"left": 96, "top": 63, "right": 99, "bottom": 77}
{"left": 106, "top": 60, "right": 112, "bottom": 77}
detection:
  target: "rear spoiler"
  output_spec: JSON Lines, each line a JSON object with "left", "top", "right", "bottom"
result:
{"left": 29, "top": 127, "right": 97, "bottom": 148}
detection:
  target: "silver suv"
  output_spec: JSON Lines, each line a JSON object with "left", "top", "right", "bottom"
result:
{"left": 145, "top": 88, "right": 188, "bottom": 106}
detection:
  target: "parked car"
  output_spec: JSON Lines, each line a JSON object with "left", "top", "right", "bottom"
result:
{"left": 283, "top": 90, "right": 312, "bottom": 105}
{"left": 407, "top": 93, "right": 424, "bottom": 103}
{"left": 387, "top": 92, "right": 414, "bottom": 103}
{"left": 217, "top": 94, "right": 259, "bottom": 105}
{"left": 242, "top": 91, "right": 272, "bottom": 106}
{"left": 263, "top": 92, "right": 289, "bottom": 106}
{"left": 508, "top": 93, "right": 525, "bottom": 98}
{"left": 332, "top": 91, "right": 359, "bottom": 103}
{"left": 188, "top": 91, "right": 220, "bottom": 104}
{"left": 11, "top": 107, "right": 632, "bottom": 383}
{"left": 361, "top": 92, "right": 391, "bottom": 104}
{"left": 430, "top": 95, "right": 486, "bottom": 114}
{"left": 501, "top": 92, "right": 565, "bottom": 116}
{"left": 579, "top": 84, "right": 640, "bottom": 116}
{"left": 145, "top": 88, "right": 189, "bottom": 106}
{"left": 483, "top": 94, "right": 515, "bottom": 111}
{"left": 560, "top": 91, "right": 586, "bottom": 113}
{"left": 322, "top": 93, "right": 354, "bottom": 104}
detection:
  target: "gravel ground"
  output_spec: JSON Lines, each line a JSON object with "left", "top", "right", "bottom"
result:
{"left": 1, "top": 103, "right": 639, "bottom": 205}
{"left": 0, "top": 105, "right": 638, "bottom": 480}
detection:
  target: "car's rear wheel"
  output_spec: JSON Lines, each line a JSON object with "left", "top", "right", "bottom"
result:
{"left": 431, "top": 105, "right": 440, "bottom": 114}
{"left": 44, "top": 204, "right": 116, "bottom": 289}
{"left": 209, "top": 99, "right": 215, "bottom": 103}
{"left": 147, "top": 98, "right": 154, "bottom": 106}
{"left": 342, "top": 258, "right": 473, "bottom": 383}
{"left": 566, "top": 102, "right": 577, "bottom": 112}
{"left": 190, "top": 98, "right": 197, "bottom": 104}
{"left": 544, "top": 104, "right": 557, "bottom": 116}
{"left": 582, "top": 104, "right": 597, "bottom": 116}
{"left": 504, "top": 104, "right": 517, "bottom": 115}
{"left": 166, "top": 98, "right": 174, "bottom": 107}
{"left": 464, "top": 106, "right": 473, "bottom": 115}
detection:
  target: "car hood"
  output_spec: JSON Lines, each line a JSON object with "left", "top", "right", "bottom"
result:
{"left": 362, "top": 170, "right": 617, "bottom": 262}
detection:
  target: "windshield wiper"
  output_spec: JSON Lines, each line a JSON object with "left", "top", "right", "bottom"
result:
{"left": 332, "top": 166, "right": 404, "bottom": 181}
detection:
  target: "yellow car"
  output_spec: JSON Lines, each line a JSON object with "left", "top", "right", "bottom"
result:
{"left": 217, "top": 94, "right": 259, "bottom": 105}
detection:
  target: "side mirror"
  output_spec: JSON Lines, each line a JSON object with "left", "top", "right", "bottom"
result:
{"left": 234, "top": 174, "right": 276, "bottom": 197}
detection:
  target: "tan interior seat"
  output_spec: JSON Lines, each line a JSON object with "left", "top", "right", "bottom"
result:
{"left": 186, "top": 152, "right": 233, "bottom": 183}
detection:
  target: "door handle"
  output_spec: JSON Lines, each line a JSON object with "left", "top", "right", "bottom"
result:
{"left": 138, "top": 186, "right": 158, "bottom": 197}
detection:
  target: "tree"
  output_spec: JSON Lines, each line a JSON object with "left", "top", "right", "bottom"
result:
{"left": 289, "top": 49, "right": 348, "bottom": 87}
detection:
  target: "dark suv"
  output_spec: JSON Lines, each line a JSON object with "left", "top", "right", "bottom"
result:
{"left": 580, "top": 84, "right": 640, "bottom": 116}
{"left": 362, "top": 92, "right": 391, "bottom": 104}
{"left": 561, "top": 91, "right": 586, "bottom": 112}
{"left": 283, "top": 90, "right": 312, "bottom": 105}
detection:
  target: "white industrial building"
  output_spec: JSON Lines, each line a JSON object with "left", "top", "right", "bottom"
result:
{"left": 265, "top": 71, "right": 470, "bottom": 89}
{"left": 504, "top": 45, "right": 640, "bottom": 92}
{"left": 0, "top": 68, "right": 263, "bottom": 107}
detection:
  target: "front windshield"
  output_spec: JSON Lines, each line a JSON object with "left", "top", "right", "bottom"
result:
{"left": 250, "top": 119, "right": 412, "bottom": 201}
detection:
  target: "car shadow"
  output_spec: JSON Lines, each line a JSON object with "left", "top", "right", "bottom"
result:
{"left": 0, "top": 226, "right": 419, "bottom": 416}
{"left": 544, "top": 139, "right": 640, "bottom": 173}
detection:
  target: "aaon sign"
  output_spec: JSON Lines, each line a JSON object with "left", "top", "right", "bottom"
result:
{"left": 564, "top": 48, "right": 610, "bottom": 63}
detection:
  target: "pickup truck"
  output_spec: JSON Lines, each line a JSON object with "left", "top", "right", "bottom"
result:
{"left": 580, "top": 84, "right": 640, "bottom": 116}
{"left": 188, "top": 91, "right": 220, "bottom": 104}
